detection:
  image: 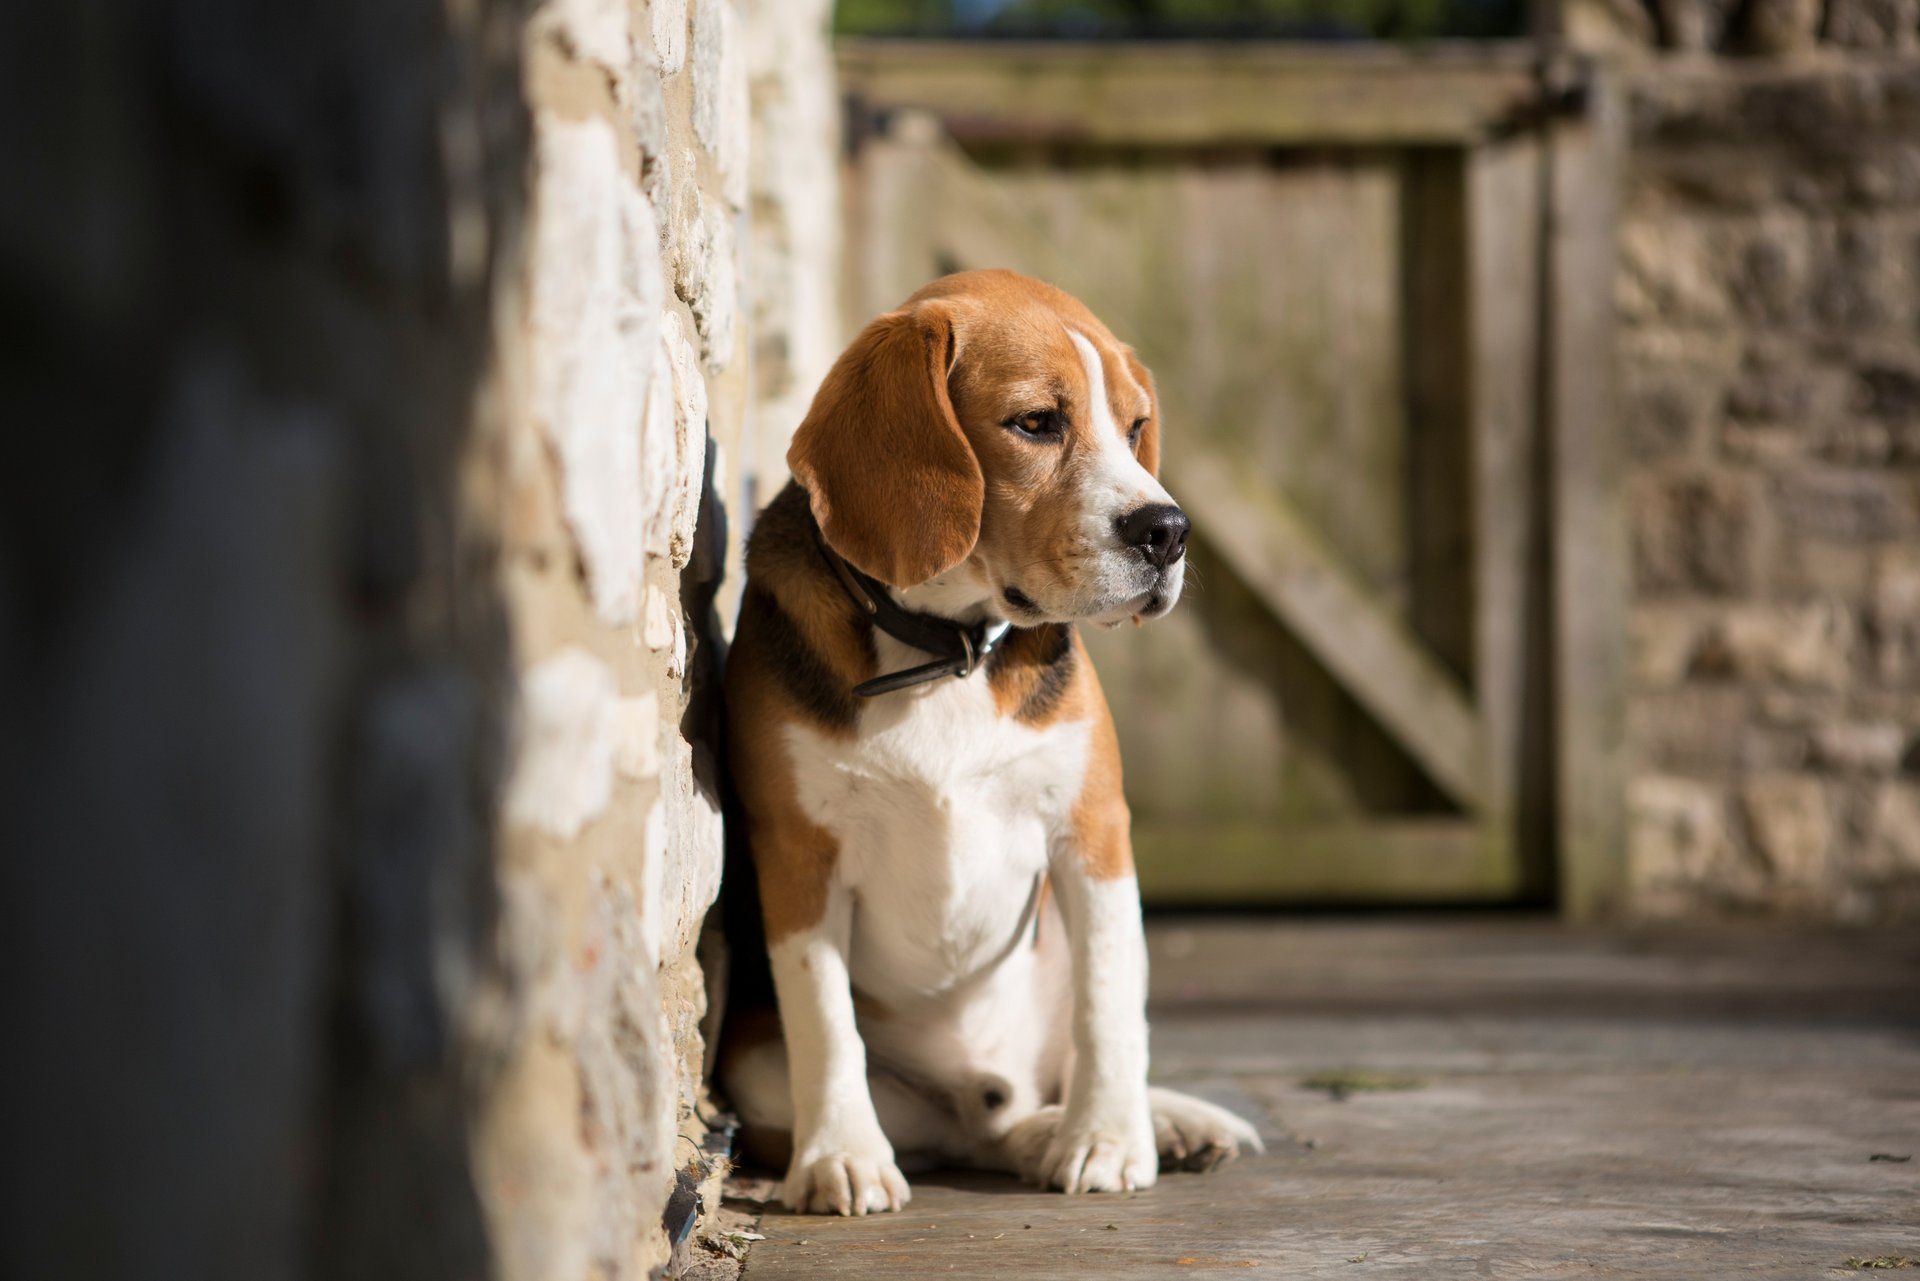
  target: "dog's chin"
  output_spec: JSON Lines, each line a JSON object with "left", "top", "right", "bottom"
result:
{"left": 998, "top": 571, "right": 1183, "bottom": 628}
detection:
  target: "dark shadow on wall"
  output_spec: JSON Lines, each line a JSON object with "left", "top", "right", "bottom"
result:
{"left": 0, "top": 2, "right": 530, "bottom": 1278}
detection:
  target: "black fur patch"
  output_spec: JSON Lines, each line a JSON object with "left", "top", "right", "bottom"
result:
{"left": 742, "top": 585, "right": 860, "bottom": 732}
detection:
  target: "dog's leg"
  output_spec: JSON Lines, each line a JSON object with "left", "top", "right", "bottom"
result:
{"left": 767, "top": 887, "right": 912, "bottom": 1215}
{"left": 722, "top": 1031, "right": 962, "bottom": 1175}
{"left": 1035, "top": 852, "right": 1159, "bottom": 1195}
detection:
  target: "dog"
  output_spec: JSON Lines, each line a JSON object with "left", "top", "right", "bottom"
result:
{"left": 718, "top": 269, "right": 1262, "bottom": 1216}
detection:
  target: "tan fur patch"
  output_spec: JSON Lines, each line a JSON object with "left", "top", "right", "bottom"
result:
{"left": 1066, "top": 656, "right": 1136, "bottom": 881}
{"left": 725, "top": 668, "right": 840, "bottom": 942}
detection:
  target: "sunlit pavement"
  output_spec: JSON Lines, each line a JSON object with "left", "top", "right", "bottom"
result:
{"left": 728, "top": 918, "right": 1920, "bottom": 1280}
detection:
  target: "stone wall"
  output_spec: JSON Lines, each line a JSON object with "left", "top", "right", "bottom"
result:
{"left": 0, "top": 0, "right": 837, "bottom": 1277}
{"left": 486, "top": 0, "right": 838, "bottom": 1275}
{"left": 1618, "top": 15, "right": 1920, "bottom": 918}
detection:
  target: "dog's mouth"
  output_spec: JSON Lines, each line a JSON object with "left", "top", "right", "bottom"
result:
{"left": 1133, "top": 591, "right": 1174, "bottom": 622}
{"left": 1002, "top": 585, "right": 1041, "bottom": 616}
{"left": 1001, "top": 568, "right": 1183, "bottom": 627}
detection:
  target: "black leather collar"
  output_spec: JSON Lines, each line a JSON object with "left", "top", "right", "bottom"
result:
{"left": 809, "top": 513, "right": 1010, "bottom": 698}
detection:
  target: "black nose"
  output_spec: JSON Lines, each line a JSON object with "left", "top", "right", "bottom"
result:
{"left": 1117, "top": 503, "right": 1191, "bottom": 569}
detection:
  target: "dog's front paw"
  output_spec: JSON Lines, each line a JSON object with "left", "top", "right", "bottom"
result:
{"left": 781, "top": 1134, "right": 911, "bottom": 1216}
{"left": 1150, "top": 1086, "right": 1266, "bottom": 1172}
{"left": 1032, "top": 1100, "right": 1158, "bottom": 1195}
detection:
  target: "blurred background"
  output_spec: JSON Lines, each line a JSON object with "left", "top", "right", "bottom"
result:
{"left": 4, "top": 0, "right": 1919, "bottom": 1277}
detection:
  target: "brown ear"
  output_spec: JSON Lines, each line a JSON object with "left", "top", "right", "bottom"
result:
{"left": 787, "top": 301, "right": 983, "bottom": 588}
{"left": 1123, "top": 350, "right": 1162, "bottom": 478}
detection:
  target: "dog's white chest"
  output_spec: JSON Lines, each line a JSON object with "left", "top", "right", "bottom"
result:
{"left": 784, "top": 656, "right": 1089, "bottom": 1002}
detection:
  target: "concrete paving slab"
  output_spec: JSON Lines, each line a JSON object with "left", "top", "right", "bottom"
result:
{"left": 728, "top": 919, "right": 1920, "bottom": 1279}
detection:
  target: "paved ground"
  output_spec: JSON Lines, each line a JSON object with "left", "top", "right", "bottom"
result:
{"left": 722, "top": 918, "right": 1920, "bottom": 1279}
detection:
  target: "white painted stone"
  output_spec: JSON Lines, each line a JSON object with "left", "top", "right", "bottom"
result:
{"left": 643, "top": 585, "right": 675, "bottom": 652}
{"left": 744, "top": 0, "right": 843, "bottom": 482}
{"left": 536, "top": 0, "right": 631, "bottom": 77}
{"left": 674, "top": 190, "right": 738, "bottom": 371}
{"left": 693, "top": 0, "right": 750, "bottom": 211}
{"left": 631, "top": 54, "right": 670, "bottom": 209}
{"left": 640, "top": 320, "right": 679, "bottom": 561}
{"left": 614, "top": 691, "right": 662, "bottom": 780}
{"left": 650, "top": 0, "right": 687, "bottom": 73}
{"left": 529, "top": 115, "right": 663, "bottom": 627}
{"left": 661, "top": 310, "right": 709, "bottom": 567}
{"left": 638, "top": 315, "right": 711, "bottom": 567}
{"left": 505, "top": 648, "right": 622, "bottom": 840}
{"left": 658, "top": 737, "right": 726, "bottom": 963}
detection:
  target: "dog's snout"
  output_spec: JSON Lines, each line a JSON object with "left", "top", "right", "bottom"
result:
{"left": 1117, "top": 503, "right": 1191, "bottom": 569}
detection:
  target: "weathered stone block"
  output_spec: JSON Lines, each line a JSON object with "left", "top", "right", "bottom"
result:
{"left": 1824, "top": 0, "right": 1920, "bottom": 50}
{"left": 1630, "top": 685, "right": 1754, "bottom": 771}
{"left": 1811, "top": 221, "right": 1912, "bottom": 329}
{"left": 1693, "top": 599, "right": 1855, "bottom": 689}
{"left": 528, "top": 115, "right": 664, "bottom": 628}
{"left": 1774, "top": 468, "right": 1914, "bottom": 543}
{"left": 1726, "top": 338, "right": 1824, "bottom": 424}
{"left": 1868, "top": 543, "right": 1920, "bottom": 684}
{"left": 1624, "top": 361, "right": 1718, "bottom": 459}
{"left": 1858, "top": 782, "right": 1920, "bottom": 872}
{"left": 1771, "top": 535, "right": 1875, "bottom": 601}
{"left": 1810, "top": 720, "right": 1910, "bottom": 772}
{"left": 1654, "top": 0, "right": 1742, "bottom": 48}
{"left": 692, "top": 0, "right": 750, "bottom": 211}
{"left": 674, "top": 187, "right": 739, "bottom": 370}
{"left": 504, "top": 648, "right": 621, "bottom": 841}
{"left": 1618, "top": 214, "right": 1736, "bottom": 324}
{"left": 1630, "top": 774, "right": 1734, "bottom": 888}
{"left": 651, "top": 0, "right": 688, "bottom": 73}
{"left": 1741, "top": 0, "right": 1824, "bottom": 54}
{"left": 1741, "top": 773, "right": 1833, "bottom": 883}
{"left": 1842, "top": 143, "right": 1920, "bottom": 205}
{"left": 1852, "top": 361, "right": 1920, "bottom": 422}
{"left": 1631, "top": 471, "right": 1756, "bottom": 596}
{"left": 1729, "top": 215, "right": 1813, "bottom": 324}
{"left": 1631, "top": 605, "right": 1708, "bottom": 688}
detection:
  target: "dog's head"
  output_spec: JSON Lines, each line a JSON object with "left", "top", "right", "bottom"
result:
{"left": 789, "top": 269, "right": 1188, "bottom": 626}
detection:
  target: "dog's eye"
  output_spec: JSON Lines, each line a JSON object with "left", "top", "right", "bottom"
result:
{"left": 1128, "top": 417, "right": 1148, "bottom": 451}
{"left": 1005, "top": 408, "right": 1063, "bottom": 440}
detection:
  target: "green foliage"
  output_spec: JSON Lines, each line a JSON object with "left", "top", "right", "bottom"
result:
{"left": 834, "top": 0, "right": 1524, "bottom": 40}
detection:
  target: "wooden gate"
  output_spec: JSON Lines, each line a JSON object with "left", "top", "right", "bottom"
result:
{"left": 838, "top": 41, "right": 1628, "bottom": 914}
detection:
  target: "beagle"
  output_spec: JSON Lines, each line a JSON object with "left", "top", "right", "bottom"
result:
{"left": 719, "top": 269, "right": 1261, "bottom": 1216}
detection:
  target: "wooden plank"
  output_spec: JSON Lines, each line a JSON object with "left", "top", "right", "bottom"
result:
{"left": 1402, "top": 151, "right": 1475, "bottom": 687}
{"left": 1134, "top": 819, "right": 1518, "bottom": 904}
{"left": 1466, "top": 137, "right": 1545, "bottom": 821}
{"left": 1169, "top": 447, "right": 1495, "bottom": 816}
{"left": 1545, "top": 62, "right": 1629, "bottom": 920}
{"left": 838, "top": 40, "right": 1547, "bottom": 148}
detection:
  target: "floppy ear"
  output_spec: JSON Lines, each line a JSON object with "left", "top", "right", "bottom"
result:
{"left": 1123, "top": 350, "right": 1162, "bottom": 478}
{"left": 787, "top": 301, "right": 983, "bottom": 588}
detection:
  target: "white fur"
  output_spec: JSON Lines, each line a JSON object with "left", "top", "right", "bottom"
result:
{"left": 766, "top": 893, "right": 911, "bottom": 1215}
{"left": 1040, "top": 872, "right": 1157, "bottom": 1192}
{"left": 1064, "top": 329, "right": 1185, "bottom": 624}
{"left": 784, "top": 634, "right": 1085, "bottom": 1139}
{"left": 745, "top": 635, "right": 1260, "bottom": 1214}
